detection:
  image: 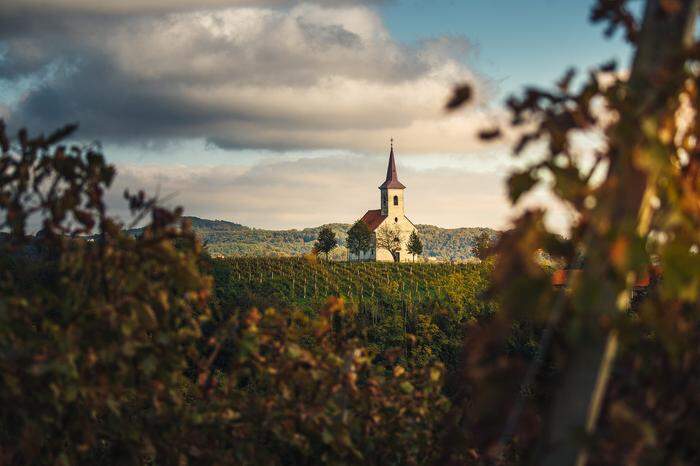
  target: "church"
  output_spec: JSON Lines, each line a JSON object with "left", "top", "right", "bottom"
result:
{"left": 349, "top": 141, "right": 418, "bottom": 262}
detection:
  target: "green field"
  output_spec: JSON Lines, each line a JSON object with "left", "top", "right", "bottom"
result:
{"left": 210, "top": 257, "right": 501, "bottom": 368}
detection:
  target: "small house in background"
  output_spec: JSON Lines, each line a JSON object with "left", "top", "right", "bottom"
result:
{"left": 552, "top": 264, "right": 662, "bottom": 308}
{"left": 350, "top": 141, "right": 418, "bottom": 262}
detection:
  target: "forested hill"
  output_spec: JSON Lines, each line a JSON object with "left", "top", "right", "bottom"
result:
{"left": 184, "top": 216, "right": 497, "bottom": 260}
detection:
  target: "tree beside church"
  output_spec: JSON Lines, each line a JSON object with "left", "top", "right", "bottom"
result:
{"left": 349, "top": 141, "right": 418, "bottom": 262}
{"left": 407, "top": 230, "right": 423, "bottom": 262}
{"left": 313, "top": 226, "right": 337, "bottom": 260}
{"left": 347, "top": 219, "right": 372, "bottom": 259}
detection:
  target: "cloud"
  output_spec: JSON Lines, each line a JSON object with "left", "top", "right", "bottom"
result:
{"left": 107, "top": 154, "right": 512, "bottom": 230}
{"left": 2, "top": 2, "right": 503, "bottom": 153}
{"left": 0, "top": 0, "right": 385, "bottom": 16}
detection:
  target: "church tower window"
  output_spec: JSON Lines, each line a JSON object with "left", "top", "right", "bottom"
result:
{"left": 393, "top": 195, "right": 399, "bottom": 206}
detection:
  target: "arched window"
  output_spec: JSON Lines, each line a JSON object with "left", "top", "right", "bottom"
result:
{"left": 393, "top": 195, "right": 399, "bottom": 206}
{"left": 394, "top": 217, "right": 398, "bottom": 222}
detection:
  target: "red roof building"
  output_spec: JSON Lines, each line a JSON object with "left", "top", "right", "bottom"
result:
{"left": 359, "top": 209, "right": 387, "bottom": 232}
{"left": 552, "top": 265, "right": 661, "bottom": 288}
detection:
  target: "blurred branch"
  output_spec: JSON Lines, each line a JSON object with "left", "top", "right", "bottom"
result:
{"left": 540, "top": 2, "right": 700, "bottom": 465}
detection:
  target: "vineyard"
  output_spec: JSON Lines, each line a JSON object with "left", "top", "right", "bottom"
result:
{"left": 212, "top": 257, "right": 491, "bottom": 311}
{"left": 210, "top": 257, "right": 506, "bottom": 369}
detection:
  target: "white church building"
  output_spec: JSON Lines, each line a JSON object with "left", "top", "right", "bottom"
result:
{"left": 349, "top": 141, "right": 418, "bottom": 262}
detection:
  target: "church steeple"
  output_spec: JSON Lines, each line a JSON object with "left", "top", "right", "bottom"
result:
{"left": 379, "top": 139, "right": 406, "bottom": 216}
{"left": 379, "top": 138, "right": 406, "bottom": 190}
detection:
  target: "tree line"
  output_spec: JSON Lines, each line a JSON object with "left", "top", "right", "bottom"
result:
{"left": 173, "top": 216, "right": 496, "bottom": 260}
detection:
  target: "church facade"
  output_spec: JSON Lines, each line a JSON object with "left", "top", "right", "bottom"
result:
{"left": 349, "top": 142, "right": 418, "bottom": 262}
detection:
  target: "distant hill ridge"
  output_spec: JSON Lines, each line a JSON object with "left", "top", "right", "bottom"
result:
{"left": 185, "top": 216, "right": 497, "bottom": 260}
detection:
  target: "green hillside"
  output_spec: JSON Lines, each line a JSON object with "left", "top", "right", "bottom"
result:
{"left": 185, "top": 216, "right": 497, "bottom": 260}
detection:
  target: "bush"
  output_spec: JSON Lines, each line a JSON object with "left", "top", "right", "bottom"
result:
{"left": 0, "top": 123, "right": 448, "bottom": 465}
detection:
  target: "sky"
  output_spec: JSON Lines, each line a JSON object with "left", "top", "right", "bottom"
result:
{"left": 0, "top": 0, "right": 635, "bottom": 231}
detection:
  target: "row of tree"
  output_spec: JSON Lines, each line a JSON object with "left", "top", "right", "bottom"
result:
{"left": 313, "top": 220, "right": 424, "bottom": 262}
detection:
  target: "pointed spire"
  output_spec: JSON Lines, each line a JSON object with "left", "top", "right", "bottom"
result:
{"left": 379, "top": 138, "right": 406, "bottom": 189}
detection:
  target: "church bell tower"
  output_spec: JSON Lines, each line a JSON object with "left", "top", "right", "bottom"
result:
{"left": 379, "top": 139, "right": 406, "bottom": 218}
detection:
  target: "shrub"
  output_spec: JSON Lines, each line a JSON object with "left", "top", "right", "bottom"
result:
{"left": 0, "top": 122, "right": 448, "bottom": 465}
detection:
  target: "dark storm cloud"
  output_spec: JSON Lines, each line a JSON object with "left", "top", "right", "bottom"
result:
{"left": 1, "top": 1, "right": 497, "bottom": 153}
{"left": 297, "top": 17, "right": 363, "bottom": 49}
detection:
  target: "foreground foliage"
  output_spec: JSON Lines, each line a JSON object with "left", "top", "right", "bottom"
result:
{"left": 0, "top": 123, "right": 448, "bottom": 465}
{"left": 441, "top": 0, "right": 700, "bottom": 464}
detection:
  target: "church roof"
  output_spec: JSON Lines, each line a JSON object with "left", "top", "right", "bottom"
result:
{"left": 379, "top": 142, "right": 405, "bottom": 190}
{"left": 360, "top": 209, "right": 387, "bottom": 231}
